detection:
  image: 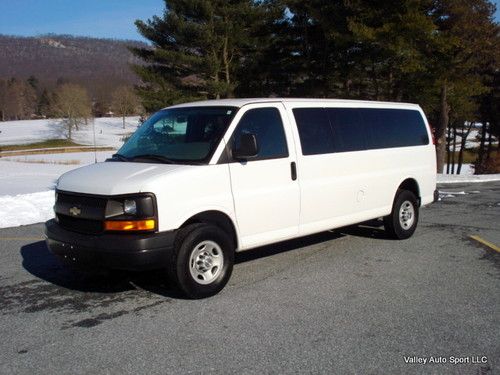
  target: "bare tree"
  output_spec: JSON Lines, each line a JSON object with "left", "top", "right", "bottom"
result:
{"left": 52, "top": 83, "right": 92, "bottom": 139}
{"left": 111, "top": 86, "right": 141, "bottom": 129}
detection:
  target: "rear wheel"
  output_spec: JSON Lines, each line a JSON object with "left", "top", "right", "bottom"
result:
{"left": 168, "top": 224, "right": 234, "bottom": 298}
{"left": 384, "top": 189, "right": 419, "bottom": 240}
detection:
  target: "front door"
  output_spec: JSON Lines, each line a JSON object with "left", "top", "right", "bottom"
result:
{"left": 226, "top": 104, "right": 300, "bottom": 249}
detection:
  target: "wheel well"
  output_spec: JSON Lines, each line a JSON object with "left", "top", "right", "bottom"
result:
{"left": 181, "top": 211, "right": 238, "bottom": 249}
{"left": 398, "top": 178, "right": 420, "bottom": 205}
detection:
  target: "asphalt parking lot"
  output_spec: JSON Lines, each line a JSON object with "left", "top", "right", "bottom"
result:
{"left": 0, "top": 182, "right": 499, "bottom": 375}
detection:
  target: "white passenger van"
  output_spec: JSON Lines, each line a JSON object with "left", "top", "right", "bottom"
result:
{"left": 45, "top": 99, "right": 437, "bottom": 298}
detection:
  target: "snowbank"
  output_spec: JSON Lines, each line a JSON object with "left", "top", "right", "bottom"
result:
{"left": 0, "top": 191, "right": 54, "bottom": 228}
{"left": 437, "top": 163, "right": 500, "bottom": 183}
{"left": 437, "top": 173, "right": 500, "bottom": 184}
{"left": 0, "top": 153, "right": 112, "bottom": 228}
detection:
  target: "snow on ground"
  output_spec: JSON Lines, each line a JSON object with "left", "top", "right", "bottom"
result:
{"left": 446, "top": 163, "right": 474, "bottom": 175}
{"left": 0, "top": 152, "right": 113, "bottom": 228}
{"left": 452, "top": 128, "right": 497, "bottom": 150}
{"left": 0, "top": 152, "right": 113, "bottom": 195}
{"left": 437, "top": 173, "right": 500, "bottom": 184}
{"left": 0, "top": 116, "right": 140, "bottom": 148}
{"left": 0, "top": 160, "right": 73, "bottom": 196}
{"left": 0, "top": 116, "right": 133, "bottom": 228}
{"left": 0, "top": 191, "right": 55, "bottom": 229}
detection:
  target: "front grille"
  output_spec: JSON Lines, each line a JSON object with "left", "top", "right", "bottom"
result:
{"left": 55, "top": 191, "right": 107, "bottom": 234}
{"left": 57, "top": 192, "right": 107, "bottom": 209}
{"left": 57, "top": 214, "right": 103, "bottom": 234}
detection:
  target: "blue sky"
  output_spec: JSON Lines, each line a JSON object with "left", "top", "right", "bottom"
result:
{"left": 0, "top": 0, "right": 498, "bottom": 41}
{"left": 0, "top": 0, "right": 164, "bottom": 41}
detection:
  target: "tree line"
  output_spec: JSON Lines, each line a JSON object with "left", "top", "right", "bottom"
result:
{"left": 0, "top": 34, "right": 146, "bottom": 137}
{"left": 0, "top": 76, "right": 142, "bottom": 137}
{"left": 131, "top": 0, "right": 499, "bottom": 173}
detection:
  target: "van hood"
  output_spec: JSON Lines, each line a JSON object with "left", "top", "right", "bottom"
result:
{"left": 56, "top": 161, "right": 190, "bottom": 195}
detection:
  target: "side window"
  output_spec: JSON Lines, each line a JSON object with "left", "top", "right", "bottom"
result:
{"left": 361, "top": 109, "right": 429, "bottom": 149}
{"left": 231, "top": 107, "right": 288, "bottom": 161}
{"left": 327, "top": 108, "right": 366, "bottom": 152}
{"left": 293, "top": 108, "right": 335, "bottom": 155}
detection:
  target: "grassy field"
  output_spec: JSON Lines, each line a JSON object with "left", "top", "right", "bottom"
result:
{"left": 0, "top": 139, "right": 83, "bottom": 151}
{"left": 0, "top": 139, "right": 114, "bottom": 157}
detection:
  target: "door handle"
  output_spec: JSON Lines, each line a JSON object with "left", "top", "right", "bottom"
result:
{"left": 291, "top": 162, "right": 297, "bottom": 181}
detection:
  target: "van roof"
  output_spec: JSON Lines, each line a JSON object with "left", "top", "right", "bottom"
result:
{"left": 166, "top": 98, "right": 421, "bottom": 109}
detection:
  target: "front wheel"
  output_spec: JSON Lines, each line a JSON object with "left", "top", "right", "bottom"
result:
{"left": 168, "top": 224, "right": 234, "bottom": 299}
{"left": 384, "top": 190, "right": 419, "bottom": 240}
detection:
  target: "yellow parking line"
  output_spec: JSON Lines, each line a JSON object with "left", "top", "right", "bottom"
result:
{"left": 0, "top": 237, "right": 44, "bottom": 241}
{"left": 469, "top": 235, "right": 500, "bottom": 253}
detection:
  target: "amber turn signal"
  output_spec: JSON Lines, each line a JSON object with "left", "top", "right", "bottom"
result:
{"left": 104, "top": 219, "right": 155, "bottom": 231}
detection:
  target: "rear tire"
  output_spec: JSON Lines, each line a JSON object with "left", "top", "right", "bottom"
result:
{"left": 384, "top": 189, "right": 419, "bottom": 240}
{"left": 168, "top": 224, "right": 234, "bottom": 299}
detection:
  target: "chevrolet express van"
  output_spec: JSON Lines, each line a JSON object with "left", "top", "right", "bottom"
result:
{"left": 45, "top": 99, "right": 437, "bottom": 298}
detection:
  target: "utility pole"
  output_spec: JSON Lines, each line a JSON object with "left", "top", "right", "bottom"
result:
{"left": 92, "top": 118, "right": 97, "bottom": 163}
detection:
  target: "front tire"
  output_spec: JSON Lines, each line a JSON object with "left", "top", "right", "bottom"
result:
{"left": 384, "top": 190, "right": 419, "bottom": 240}
{"left": 168, "top": 224, "right": 234, "bottom": 299}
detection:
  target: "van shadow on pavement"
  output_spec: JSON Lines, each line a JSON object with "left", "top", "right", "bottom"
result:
{"left": 338, "top": 219, "right": 391, "bottom": 240}
{"left": 19, "top": 222, "right": 383, "bottom": 299}
{"left": 235, "top": 230, "right": 345, "bottom": 264}
{"left": 20, "top": 241, "right": 135, "bottom": 293}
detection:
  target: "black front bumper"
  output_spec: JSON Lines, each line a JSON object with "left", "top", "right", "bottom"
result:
{"left": 45, "top": 219, "right": 176, "bottom": 271}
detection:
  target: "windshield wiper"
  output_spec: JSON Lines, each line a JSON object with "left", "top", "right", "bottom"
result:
{"left": 110, "top": 153, "right": 130, "bottom": 162}
{"left": 131, "top": 154, "right": 176, "bottom": 164}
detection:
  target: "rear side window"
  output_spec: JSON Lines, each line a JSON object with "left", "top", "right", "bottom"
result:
{"left": 231, "top": 107, "right": 288, "bottom": 161}
{"left": 361, "top": 109, "right": 429, "bottom": 149}
{"left": 327, "top": 109, "right": 366, "bottom": 152}
{"left": 293, "top": 107, "right": 429, "bottom": 156}
{"left": 293, "top": 108, "right": 335, "bottom": 155}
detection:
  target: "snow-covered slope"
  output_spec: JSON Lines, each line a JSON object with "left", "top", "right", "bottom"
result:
{"left": 0, "top": 116, "right": 140, "bottom": 148}
{"left": 0, "top": 153, "right": 113, "bottom": 228}
{"left": 0, "top": 152, "right": 113, "bottom": 195}
{"left": 0, "top": 116, "right": 134, "bottom": 229}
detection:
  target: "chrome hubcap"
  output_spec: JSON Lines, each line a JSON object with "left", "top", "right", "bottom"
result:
{"left": 399, "top": 200, "right": 415, "bottom": 230}
{"left": 189, "top": 240, "right": 224, "bottom": 285}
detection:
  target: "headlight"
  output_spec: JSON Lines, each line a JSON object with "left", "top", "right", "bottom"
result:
{"left": 104, "top": 194, "right": 155, "bottom": 219}
{"left": 123, "top": 199, "right": 137, "bottom": 215}
{"left": 104, "top": 194, "right": 156, "bottom": 232}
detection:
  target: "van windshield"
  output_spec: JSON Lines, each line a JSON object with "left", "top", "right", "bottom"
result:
{"left": 114, "top": 106, "right": 237, "bottom": 164}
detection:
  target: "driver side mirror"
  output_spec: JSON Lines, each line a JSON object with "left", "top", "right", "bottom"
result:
{"left": 232, "top": 133, "right": 259, "bottom": 160}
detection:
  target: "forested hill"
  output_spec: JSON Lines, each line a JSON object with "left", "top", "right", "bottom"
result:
{"left": 0, "top": 34, "right": 146, "bottom": 94}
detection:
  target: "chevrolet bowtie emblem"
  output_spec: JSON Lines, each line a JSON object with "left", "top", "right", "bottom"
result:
{"left": 69, "top": 206, "right": 81, "bottom": 216}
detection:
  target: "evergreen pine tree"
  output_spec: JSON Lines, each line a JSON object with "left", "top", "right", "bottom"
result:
{"left": 131, "top": 0, "right": 273, "bottom": 111}
{"left": 38, "top": 89, "right": 52, "bottom": 118}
